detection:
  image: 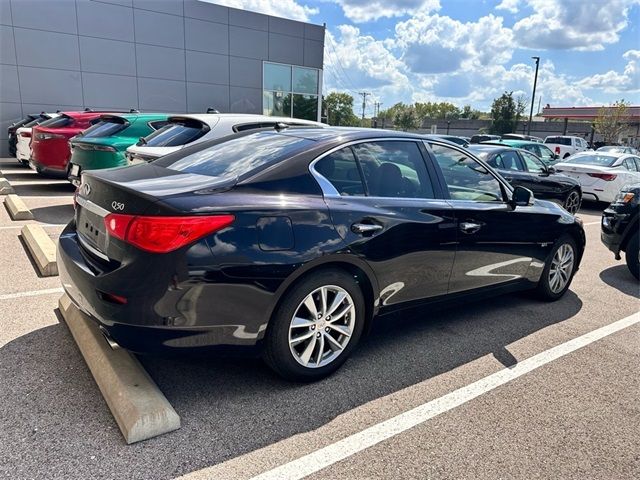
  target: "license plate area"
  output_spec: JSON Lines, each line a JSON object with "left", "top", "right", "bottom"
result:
{"left": 76, "top": 206, "right": 107, "bottom": 254}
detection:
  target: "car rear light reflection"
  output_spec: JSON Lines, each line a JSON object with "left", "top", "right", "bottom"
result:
{"left": 20, "top": 132, "right": 31, "bottom": 138}
{"left": 98, "top": 291, "right": 128, "bottom": 305}
{"left": 104, "top": 214, "right": 235, "bottom": 253}
{"left": 587, "top": 173, "right": 617, "bottom": 181}
{"left": 35, "top": 132, "right": 65, "bottom": 141}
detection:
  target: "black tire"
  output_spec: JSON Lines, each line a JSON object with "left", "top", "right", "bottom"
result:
{"left": 20, "top": 160, "right": 29, "bottom": 167}
{"left": 535, "top": 235, "right": 578, "bottom": 301}
{"left": 625, "top": 232, "right": 639, "bottom": 280}
{"left": 263, "top": 269, "right": 365, "bottom": 382}
{"left": 562, "top": 188, "right": 581, "bottom": 214}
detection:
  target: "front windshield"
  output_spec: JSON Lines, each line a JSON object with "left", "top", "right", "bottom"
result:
{"left": 564, "top": 154, "right": 618, "bottom": 167}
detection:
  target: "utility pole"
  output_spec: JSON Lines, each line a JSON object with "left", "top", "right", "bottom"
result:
{"left": 528, "top": 56, "right": 540, "bottom": 135}
{"left": 359, "top": 92, "right": 370, "bottom": 120}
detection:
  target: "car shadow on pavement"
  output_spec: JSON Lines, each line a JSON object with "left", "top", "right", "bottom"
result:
{"left": 12, "top": 182, "right": 76, "bottom": 198}
{"left": 599, "top": 265, "right": 640, "bottom": 297}
{"left": 29, "top": 204, "right": 74, "bottom": 224}
{"left": 0, "top": 292, "right": 582, "bottom": 479}
{"left": 1, "top": 171, "right": 43, "bottom": 182}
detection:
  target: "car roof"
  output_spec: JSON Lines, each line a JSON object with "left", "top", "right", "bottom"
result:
{"left": 467, "top": 144, "right": 509, "bottom": 152}
{"left": 570, "top": 150, "right": 627, "bottom": 158}
{"left": 496, "top": 139, "right": 546, "bottom": 147}
{"left": 167, "top": 113, "right": 324, "bottom": 126}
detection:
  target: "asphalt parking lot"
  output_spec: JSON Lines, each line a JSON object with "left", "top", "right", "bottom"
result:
{"left": 0, "top": 157, "right": 638, "bottom": 480}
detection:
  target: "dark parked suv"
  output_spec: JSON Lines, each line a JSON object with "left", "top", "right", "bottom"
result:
{"left": 601, "top": 183, "right": 639, "bottom": 279}
{"left": 58, "top": 128, "right": 586, "bottom": 381}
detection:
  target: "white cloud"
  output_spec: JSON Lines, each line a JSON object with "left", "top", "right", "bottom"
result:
{"left": 332, "top": 0, "right": 440, "bottom": 23}
{"left": 577, "top": 50, "right": 640, "bottom": 93}
{"left": 496, "top": 0, "right": 520, "bottom": 13}
{"left": 513, "top": 0, "right": 640, "bottom": 51}
{"left": 207, "top": 0, "right": 318, "bottom": 21}
{"left": 394, "top": 13, "right": 515, "bottom": 74}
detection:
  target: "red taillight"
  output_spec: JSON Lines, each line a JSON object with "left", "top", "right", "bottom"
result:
{"left": 555, "top": 146, "right": 560, "bottom": 154}
{"left": 587, "top": 173, "right": 617, "bottom": 181}
{"left": 20, "top": 132, "right": 31, "bottom": 138}
{"left": 104, "top": 214, "right": 235, "bottom": 253}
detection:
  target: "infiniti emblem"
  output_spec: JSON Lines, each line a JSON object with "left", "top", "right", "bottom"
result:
{"left": 81, "top": 183, "right": 91, "bottom": 196}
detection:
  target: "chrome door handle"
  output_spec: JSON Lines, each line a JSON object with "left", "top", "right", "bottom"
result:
{"left": 351, "top": 223, "right": 383, "bottom": 235}
{"left": 460, "top": 221, "right": 482, "bottom": 234}
{"left": 504, "top": 176, "right": 514, "bottom": 181}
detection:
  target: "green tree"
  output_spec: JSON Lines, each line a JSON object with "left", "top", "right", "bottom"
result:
{"left": 414, "top": 102, "right": 461, "bottom": 120}
{"left": 460, "top": 105, "right": 482, "bottom": 120}
{"left": 489, "top": 91, "right": 520, "bottom": 135}
{"left": 324, "top": 92, "right": 360, "bottom": 126}
{"left": 394, "top": 104, "right": 420, "bottom": 131}
{"left": 595, "top": 99, "right": 630, "bottom": 143}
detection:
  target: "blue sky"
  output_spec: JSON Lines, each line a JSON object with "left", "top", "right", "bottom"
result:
{"left": 214, "top": 0, "right": 640, "bottom": 114}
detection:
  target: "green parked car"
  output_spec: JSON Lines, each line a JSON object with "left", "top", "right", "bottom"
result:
{"left": 67, "top": 112, "right": 169, "bottom": 184}
{"left": 482, "top": 139, "right": 560, "bottom": 165}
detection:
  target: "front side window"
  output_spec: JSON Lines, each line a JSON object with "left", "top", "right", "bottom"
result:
{"left": 315, "top": 148, "right": 365, "bottom": 196}
{"left": 429, "top": 143, "right": 505, "bottom": 202}
{"left": 520, "top": 151, "right": 546, "bottom": 173}
{"left": 352, "top": 141, "right": 434, "bottom": 198}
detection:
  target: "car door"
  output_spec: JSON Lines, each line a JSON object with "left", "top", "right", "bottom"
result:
{"left": 315, "top": 139, "right": 456, "bottom": 307}
{"left": 490, "top": 150, "right": 540, "bottom": 192}
{"left": 426, "top": 141, "right": 548, "bottom": 293}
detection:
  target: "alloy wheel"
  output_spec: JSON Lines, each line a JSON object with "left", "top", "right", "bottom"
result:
{"left": 564, "top": 190, "right": 581, "bottom": 214}
{"left": 548, "top": 244, "right": 575, "bottom": 293}
{"left": 288, "top": 285, "right": 355, "bottom": 368}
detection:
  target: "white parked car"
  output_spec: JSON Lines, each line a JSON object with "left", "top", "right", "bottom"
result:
{"left": 543, "top": 135, "right": 590, "bottom": 160}
{"left": 15, "top": 113, "right": 60, "bottom": 165}
{"left": 555, "top": 151, "right": 640, "bottom": 203}
{"left": 126, "top": 114, "right": 325, "bottom": 164}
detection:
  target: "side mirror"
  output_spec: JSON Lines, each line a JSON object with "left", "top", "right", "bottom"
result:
{"left": 552, "top": 153, "right": 559, "bottom": 160}
{"left": 510, "top": 185, "right": 534, "bottom": 208}
{"left": 546, "top": 165, "right": 556, "bottom": 174}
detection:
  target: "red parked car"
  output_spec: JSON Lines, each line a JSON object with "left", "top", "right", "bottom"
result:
{"left": 30, "top": 110, "right": 119, "bottom": 177}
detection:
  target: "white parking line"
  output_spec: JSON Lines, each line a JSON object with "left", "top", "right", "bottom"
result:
{"left": 246, "top": 312, "right": 639, "bottom": 480}
{"left": 583, "top": 221, "right": 601, "bottom": 226}
{"left": 0, "top": 224, "right": 66, "bottom": 230}
{"left": 0, "top": 287, "right": 64, "bottom": 301}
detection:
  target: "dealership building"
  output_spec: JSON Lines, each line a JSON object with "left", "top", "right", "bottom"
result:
{"left": 0, "top": 0, "right": 325, "bottom": 155}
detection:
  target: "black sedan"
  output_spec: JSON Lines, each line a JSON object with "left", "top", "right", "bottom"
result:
{"left": 468, "top": 144, "right": 582, "bottom": 214}
{"left": 601, "top": 183, "right": 639, "bottom": 279}
{"left": 58, "top": 128, "right": 585, "bottom": 381}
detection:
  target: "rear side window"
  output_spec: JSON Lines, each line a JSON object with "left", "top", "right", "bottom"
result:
{"left": 39, "top": 115, "right": 73, "bottom": 128}
{"left": 142, "top": 119, "right": 209, "bottom": 147}
{"left": 491, "top": 151, "right": 523, "bottom": 171}
{"left": 315, "top": 148, "right": 365, "bottom": 196}
{"left": 156, "top": 132, "right": 314, "bottom": 179}
{"left": 81, "top": 117, "right": 128, "bottom": 138}
{"left": 352, "top": 141, "right": 434, "bottom": 199}
{"left": 545, "top": 137, "right": 571, "bottom": 146}
{"left": 622, "top": 158, "right": 638, "bottom": 171}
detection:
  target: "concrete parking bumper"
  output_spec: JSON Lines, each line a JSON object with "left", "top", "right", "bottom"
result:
{"left": 21, "top": 224, "right": 58, "bottom": 276}
{"left": 4, "top": 194, "right": 34, "bottom": 220}
{"left": 58, "top": 294, "right": 181, "bottom": 444}
{"left": 0, "top": 178, "right": 14, "bottom": 194}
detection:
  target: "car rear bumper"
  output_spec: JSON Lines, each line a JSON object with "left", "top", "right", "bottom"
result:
{"left": 57, "top": 222, "right": 267, "bottom": 353}
{"left": 601, "top": 206, "right": 634, "bottom": 256}
{"left": 29, "top": 157, "right": 68, "bottom": 178}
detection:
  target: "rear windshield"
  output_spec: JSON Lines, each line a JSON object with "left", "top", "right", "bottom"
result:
{"left": 23, "top": 117, "right": 47, "bottom": 128}
{"left": 155, "top": 131, "right": 314, "bottom": 179}
{"left": 564, "top": 154, "right": 618, "bottom": 167}
{"left": 80, "top": 117, "right": 128, "bottom": 138}
{"left": 545, "top": 137, "right": 571, "bottom": 145}
{"left": 39, "top": 115, "right": 73, "bottom": 128}
{"left": 142, "top": 119, "right": 208, "bottom": 147}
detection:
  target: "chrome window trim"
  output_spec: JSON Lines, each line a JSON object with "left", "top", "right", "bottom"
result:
{"left": 309, "top": 137, "right": 429, "bottom": 199}
{"left": 76, "top": 195, "right": 110, "bottom": 218}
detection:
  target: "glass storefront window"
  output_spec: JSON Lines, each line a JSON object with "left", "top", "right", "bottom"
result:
{"left": 292, "top": 67, "right": 318, "bottom": 95}
{"left": 264, "top": 63, "right": 291, "bottom": 92}
{"left": 263, "top": 62, "right": 320, "bottom": 120}
{"left": 263, "top": 91, "right": 292, "bottom": 117}
{"left": 292, "top": 94, "right": 318, "bottom": 121}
